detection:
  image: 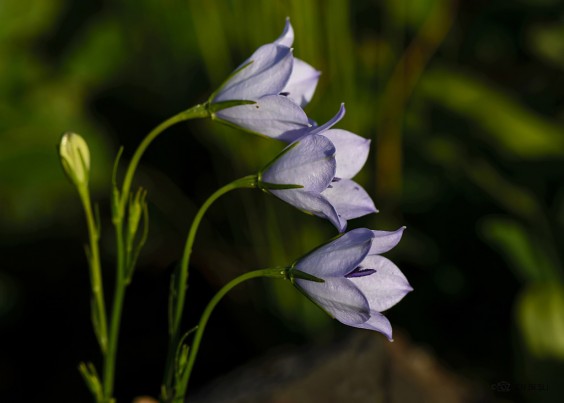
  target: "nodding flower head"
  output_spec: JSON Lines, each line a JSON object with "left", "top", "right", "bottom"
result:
{"left": 210, "top": 19, "right": 320, "bottom": 141}
{"left": 258, "top": 105, "right": 376, "bottom": 232}
{"left": 289, "top": 227, "right": 412, "bottom": 340}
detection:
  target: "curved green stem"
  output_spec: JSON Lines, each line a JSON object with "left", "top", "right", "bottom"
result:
{"left": 118, "top": 104, "right": 209, "bottom": 219}
{"left": 102, "top": 222, "right": 125, "bottom": 401}
{"left": 78, "top": 187, "right": 108, "bottom": 355}
{"left": 172, "top": 175, "right": 257, "bottom": 336}
{"left": 103, "top": 104, "right": 209, "bottom": 401}
{"left": 163, "top": 175, "right": 257, "bottom": 396}
{"left": 174, "top": 268, "right": 287, "bottom": 400}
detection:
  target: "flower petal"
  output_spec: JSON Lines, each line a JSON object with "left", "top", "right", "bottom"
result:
{"left": 322, "top": 179, "right": 377, "bottom": 220}
{"left": 261, "top": 134, "right": 336, "bottom": 192}
{"left": 294, "top": 228, "right": 374, "bottom": 277}
{"left": 347, "top": 312, "right": 394, "bottom": 341}
{"left": 213, "top": 44, "right": 293, "bottom": 102}
{"left": 369, "top": 227, "right": 405, "bottom": 255}
{"left": 274, "top": 18, "right": 294, "bottom": 47}
{"left": 321, "top": 129, "right": 371, "bottom": 179}
{"left": 269, "top": 189, "right": 345, "bottom": 231}
{"left": 283, "top": 58, "right": 321, "bottom": 108}
{"left": 308, "top": 103, "right": 346, "bottom": 135}
{"left": 295, "top": 277, "right": 370, "bottom": 324}
{"left": 214, "top": 94, "right": 310, "bottom": 140}
{"left": 348, "top": 255, "right": 412, "bottom": 312}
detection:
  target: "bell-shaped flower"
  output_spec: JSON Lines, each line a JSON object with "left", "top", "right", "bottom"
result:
{"left": 258, "top": 130, "right": 375, "bottom": 232}
{"left": 289, "top": 227, "right": 412, "bottom": 340}
{"left": 59, "top": 132, "right": 90, "bottom": 188}
{"left": 281, "top": 57, "right": 321, "bottom": 108}
{"left": 209, "top": 19, "right": 320, "bottom": 140}
{"left": 259, "top": 104, "right": 376, "bottom": 230}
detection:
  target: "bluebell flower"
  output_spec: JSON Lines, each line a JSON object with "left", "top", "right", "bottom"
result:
{"left": 210, "top": 19, "right": 320, "bottom": 140}
{"left": 258, "top": 127, "right": 376, "bottom": 231}
{"left": 259, "top": 104, "right": 376, "bottom": 231}
{"left": 289, "top": 227, "right": 411, "bottom": 340}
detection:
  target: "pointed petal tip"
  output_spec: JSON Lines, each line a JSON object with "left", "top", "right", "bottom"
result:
{"left": 338, "top": 103, "right": 346, "bottom": 116}
{"left": 337, "top": 217, "right": 347, "bottom": 233}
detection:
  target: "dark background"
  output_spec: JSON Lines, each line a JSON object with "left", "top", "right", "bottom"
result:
{"left": 1, "top": 0, "right": 563, "bottom": 402}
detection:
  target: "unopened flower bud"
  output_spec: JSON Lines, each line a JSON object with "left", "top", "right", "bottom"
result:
{"left": 59, "top": 132, "right": 90, "bottom": 187}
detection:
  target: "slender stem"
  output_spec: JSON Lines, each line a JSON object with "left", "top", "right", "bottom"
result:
{"left": 174, "top": 268, "right": 287, "bottom": 400}
{"left": 118, "top": 104, "right": 209, "bottom": 220}
{"left": 102, "top": 222, "right": 125, "bottom": 401}
{"left": 78, "top": 187, "right": 108, "bottom": 355}
{"left": 172, "top": 175, "right": 257, "bottom": 336}
{"left": 102, "top": 104, "right": 209, "bottom": 401}
{"left": 163, "top": 175, "right": 257, "bottom": 395}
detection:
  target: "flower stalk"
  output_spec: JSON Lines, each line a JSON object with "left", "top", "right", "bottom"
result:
{"left": 173, "top": 268, "right": 287, "bottom": 400}
{"left": 163, "top": 175, "right": 258, "bottom": 398}
{"left": 104, "top": 104, "right": 210, "bottom": 401}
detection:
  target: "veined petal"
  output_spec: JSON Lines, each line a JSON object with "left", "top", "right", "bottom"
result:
{"left": 349, "top": 255, "right": 412, "bottom": 312}
{"left": 213, "top": 95, "right": 310, "bottom": 140}
{"left": 274, "top": 18, "right": 294, "bottom": 47}
{"left": 369, "top": 227, "right": 405, "bottom": 255}
{"left": 322, "top": 179, "right": 377, "bottom": 220}
{"left": 294, "top": 228, "right": 374, "bottom": 277}
{"left": 308, "top": 103, "right": 346, "bottom": 135}
{"left": 261, "top": 134, "right": 335, "bottom": 192}
{"left": 283, "top": 58, "right": 321, "bottom": 108}
{"left": 269, "top": 189, "right": 344, "bottom": 231}
{"left": 347, "top": 311, "right": 393, "bottom": 341}
{"left": 295, "top": 277, "right": 370, "bottom": 325}
{"left": 213, "top": 44, "right": 293, "bottom": 102}
{"left": 321, "top": 129, "right": 371, "bottom": 179}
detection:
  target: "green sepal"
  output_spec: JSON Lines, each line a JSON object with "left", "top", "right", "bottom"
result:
{"left": 208, "top": 99, "right": 257, "bottom": 114}
{"left": 259, "top": 182, "right": 304, "bottom": 190}
{"left": 289, "top": 269, "right": 325, "bottom": 284}
{"left": 78, "top": 362, "right": 104, "bottom": 402}
{"left": 124, "top": 188, "right": 149, "bottom": 284}
{"left": 257, "top": 141, "right": 305, "bottom": 191}
{"left": 175, "top": 326, "right": 198, "bottom": 379}
{"left": 111, "top": 147, "right": 123, "bottom": 224}
{"left": 90, "top": 295, "right": 107, "bottom": 353}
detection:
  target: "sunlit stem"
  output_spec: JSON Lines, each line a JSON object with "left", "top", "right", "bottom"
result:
{"left": 174, "top": 268, "right": 287, "bottom": 400}
{"left": 103, "top": 104, "right": 210, "bottom": 401}
{"left": 163, "top": 175, "right": 257, "bottom": 394}
{"left": 117, "top": 104, "right": 210, "bottom": 221}
{"left": 78, "top": 186, "right": 108, "bottom": 354}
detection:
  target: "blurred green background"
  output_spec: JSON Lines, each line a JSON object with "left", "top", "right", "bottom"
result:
{"left": 1, "top": 0, "right": 563, "bottom": 402}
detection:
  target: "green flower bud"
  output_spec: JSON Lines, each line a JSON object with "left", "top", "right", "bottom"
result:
{"left": 59, "top": 132, "right": 90, "bottom": 187}
{"left": 128, "top": 188, "right": 147, "bottom": 242}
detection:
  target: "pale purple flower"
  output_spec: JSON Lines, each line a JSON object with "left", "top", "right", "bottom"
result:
{"left": 290, "top": 227, "right": 412, "bottom": 340}
{"left": 282, "top": 57, "right": 321, "bottom": 108}
{"left": 258, "top": 128, "right": 376, "bottom": 232}
{"left": 210, "top": 19, "right": 320, "bottom": 140}
{"left": 258, "top": 104, "right": 376, "bottom": 231}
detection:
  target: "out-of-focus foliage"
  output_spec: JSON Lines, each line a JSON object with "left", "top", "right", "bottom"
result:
{"left": 1, "top": 0, "right": 564, "bottom": 402}
{"left": 0, "top": 0, "right": 113, "bottom": 235}
{"left": 419, "top": 68, "right": 564, "bottom": 159}
{"left": 517, "top": 283, "right": 564, "bottom": 359}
